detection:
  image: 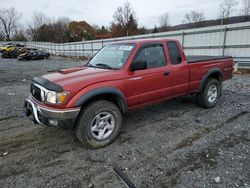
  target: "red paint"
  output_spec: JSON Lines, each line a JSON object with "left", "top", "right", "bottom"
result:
{"left": 40, "top": 39, "right": 233, "bottom": 110}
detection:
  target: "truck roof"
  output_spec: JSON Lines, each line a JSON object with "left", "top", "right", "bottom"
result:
{"left": 111, "top": 38, "right": 179, "bottom": 45}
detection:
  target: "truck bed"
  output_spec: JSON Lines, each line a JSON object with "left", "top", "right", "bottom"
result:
{"left": 187, "top": 55, "right": 232, "bottom": 63}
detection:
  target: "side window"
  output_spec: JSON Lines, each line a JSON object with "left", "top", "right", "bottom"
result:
{"left": 135, "top": 44, "right": 167, "bottom": 69}
{"left": 167, "top": 42, "right": 182, "bottom": 65}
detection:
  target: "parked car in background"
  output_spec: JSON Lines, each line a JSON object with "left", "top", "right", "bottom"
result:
{"left": 24, "top": 39, "right": 234, "bottom": 148}
{"left": 17, "top": 47, "right": 35, "bottom": 55}
{"left": 0, "top": 45, "right": 15, "bottom": 53}
{"left": 18, "top": 50, "right": 50, "bottom": 61}
{"left": 1, "top": 49, "right": 19, "bottom": 58}
{"left": 1, "top": 47, "right": 39, "bottom": 59}
{"left": 15, "top": 44, "right": 24, "bottom": 48}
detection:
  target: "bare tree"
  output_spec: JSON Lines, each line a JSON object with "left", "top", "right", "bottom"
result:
{"left": 112, "top": 2, "right": 136, "bottom": 27}
{"left": 0, "top": 7, "right": 21, "bottom": 41}
{"left": 219, "top": 0, "right": 238, "bottom": 21}
{"left": 52, "top": 17, "right": 70, "bottom": 42}
{"left": 184, "top": 11, "right": 205, "bottom": 23}
{"left": 0, "top": 33, "right": 4, "bottom": 40}
{"left": 111, "top": 2, "right": 138, "bottom": 37}
{"left": 241, "top": 0, "right": 250, "bottom": 16}
{"left": 159, "top": 13, "right": 170, "bottom": 31}
{"left": 26, "top": 12, "right": 50, "bottom": 41}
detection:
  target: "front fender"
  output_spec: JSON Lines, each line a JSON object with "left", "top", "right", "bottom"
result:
{"left": 68, "top": 86, "right": 127, "bottom": 113}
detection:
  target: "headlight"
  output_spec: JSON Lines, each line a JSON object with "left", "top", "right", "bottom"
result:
{"left": 46, "top": 91, "right": 69, "bottom": 104}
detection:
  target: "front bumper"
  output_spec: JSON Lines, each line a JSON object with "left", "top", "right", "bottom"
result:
{"left": 24, "top": 95, "right": 80, "bottom": 128}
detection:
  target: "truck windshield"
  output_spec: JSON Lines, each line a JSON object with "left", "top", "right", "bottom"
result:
{"left": 88, "top": 43, "right": 135, "bottom": 69}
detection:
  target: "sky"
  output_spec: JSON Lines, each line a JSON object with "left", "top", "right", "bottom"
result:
{"left": 0, "top": 0, "right": 242, "bottom": 28}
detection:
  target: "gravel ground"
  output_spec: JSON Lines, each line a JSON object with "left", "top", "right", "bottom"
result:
{"left": 0, "top": 57, "right": 249, "bottom": 188}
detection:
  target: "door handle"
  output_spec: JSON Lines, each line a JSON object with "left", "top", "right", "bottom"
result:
{"left": 163, "top": 71, "right": 170, "bottom": 76}
{"left": 129, "top": 76, "right": 142, "bottom": 81}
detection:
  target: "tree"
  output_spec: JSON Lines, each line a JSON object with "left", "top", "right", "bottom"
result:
{"left": 113, "top": 2, "right": 135, "bottom": 27}
{"left": 26, "top": 12, "right": 51, "bottom": 41}
{"left": 184, "top": 11, "right": 205, "bottom": 24}
{"left": 68, "top": 21, "right": 95, "bottom": 41}
{"left": 12, "top": 29, "right": 27, "bottom": 41}
{"left": 0, "top": 33, "right": 4, "bottom": 40}
{"left": 31, "top": 12, "right": 50, "bottom": 28}
{"left": 159, "top": 13, "right": 170, "bottom": 31}
{"left": 126, "top": 14, "right": 138, "bottom": 36}
{"left": 0, "top": 7, "right": 21, "bottom": 41}
{"left": 111, "top": 23, "right": 124, "bottom": 37}
{"left": 219, "top": 0, "right": 238, "bottom": 24}
{"left": 94, "top": 25, "right": 109, "bottom": 35}
{"left": 94, "top": 25, "right": 112, "bottom": 39}
{"left": 111, "top": 2, "right": 138, "bottom": 37}
{"left": 241, "top": 0, "right": 250, "bottom": 16}
{"left": 26, "top": 12, "right": 71, "bottom": 42}
{"left": 52, "top": 17, "right": 70, "bottom": 42}
{"left": 152, "top": 25, "right": 159, "bottom": 33}
{"left": 138, "top": 26, "right": 147, "bottom": 34}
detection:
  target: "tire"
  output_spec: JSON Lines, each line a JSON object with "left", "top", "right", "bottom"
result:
{"left": 197, "top": 78, "right": 221, "bottom": 108}
{"left": 76, "top": 100, "right": 122, "bottom": 148}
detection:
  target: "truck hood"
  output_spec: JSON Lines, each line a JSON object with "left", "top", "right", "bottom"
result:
{"left": 42, "top": 66, "right": 124, "bottom": 92}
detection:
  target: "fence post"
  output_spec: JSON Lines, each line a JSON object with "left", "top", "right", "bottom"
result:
{"left": 63, "top": 44, "right": 65, "bottom": 56}
{"left": 75, "top": 43, "right": 77, "bottom": 57}
{"left": 69, "top": 44, "right": 71, "bottom": 57}
{"left": 91, "top": 42, "right": 93, "bottom": 56}
{"left": 222, "top": 27, "right": 227, "bottom": 56}
{"left": 82, "top": 43, "right": 85, "bottom": 56}
{"left": 182, "top": 31, "right": 185, "bottom": 48}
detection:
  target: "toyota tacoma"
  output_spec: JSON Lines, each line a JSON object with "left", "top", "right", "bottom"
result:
{"left": 24, "top": 39, "right": 234, "bottom": 148}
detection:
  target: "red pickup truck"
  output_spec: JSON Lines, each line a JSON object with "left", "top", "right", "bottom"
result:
{"left": 24, "top": 39, "right": 234, "bottom": 148}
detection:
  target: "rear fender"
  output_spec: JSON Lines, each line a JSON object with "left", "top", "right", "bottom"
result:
{"left": 199, "top": 68, "right": 223, "bottom": 93}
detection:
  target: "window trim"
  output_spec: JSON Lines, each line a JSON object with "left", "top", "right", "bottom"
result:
{"left": 167, "top": 41, "right": 183, "bottom": 65}
{"left": 131, "top": 43, "right": 168, "bottom": 70}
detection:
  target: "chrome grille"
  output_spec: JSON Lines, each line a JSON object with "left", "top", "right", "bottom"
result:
{"left": 30, "top": 83, "right": 42, "bottom": 101}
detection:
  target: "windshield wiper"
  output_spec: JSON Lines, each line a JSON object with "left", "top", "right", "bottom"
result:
{"left": 84, "top": 63, "right": 95, "bottom": 68}
{"left": 95, "top": 63, "right": 113, "bottom": 69}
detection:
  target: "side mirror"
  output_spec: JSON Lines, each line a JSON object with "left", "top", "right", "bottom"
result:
{"left": 131, "top": 60, "right": 147, "bottom": 71}
{"left": 177, "top": 55, "right": 182, "bottom": 63}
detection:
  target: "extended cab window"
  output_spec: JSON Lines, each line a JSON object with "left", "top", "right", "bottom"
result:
{"left": 135, "top": 44, "right": 167, "bottom": 69}
{"left": 167, "top": 42, "right": 182, "bottom": 65}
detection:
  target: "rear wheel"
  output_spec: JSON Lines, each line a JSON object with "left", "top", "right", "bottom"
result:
{"left": 197, "top": 78, "right": 221, "bottom": 108}
{"left": 76, "top": 100, "right": 122, "bottom": 148}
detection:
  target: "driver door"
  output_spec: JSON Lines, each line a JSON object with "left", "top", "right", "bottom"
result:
{"left": 126, "top": 43, "right": 172, "bottom": 108}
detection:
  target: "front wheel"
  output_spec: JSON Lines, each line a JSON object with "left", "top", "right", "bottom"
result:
{"left": 197, "top": 78, "right": 221, "bottom": 108}
{"left": 76, "top": 100, "right": 122, "bottom": 148}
